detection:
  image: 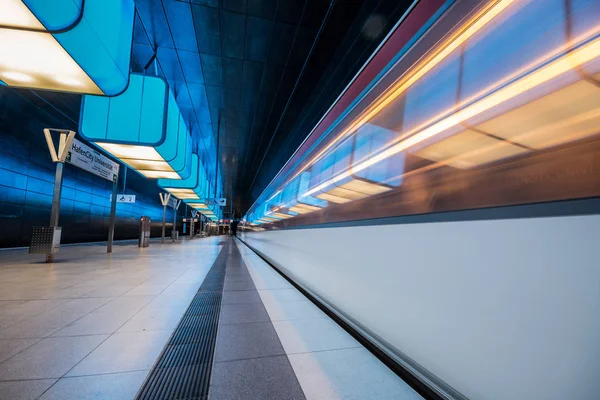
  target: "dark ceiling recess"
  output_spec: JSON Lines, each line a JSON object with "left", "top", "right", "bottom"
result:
{"left": 133, "top": 0, "right": 415, "bottom": 214}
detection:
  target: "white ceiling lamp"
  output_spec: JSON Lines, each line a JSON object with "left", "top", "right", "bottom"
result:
{"left": 0, "top": 0, "right": 134, "bottom": 95}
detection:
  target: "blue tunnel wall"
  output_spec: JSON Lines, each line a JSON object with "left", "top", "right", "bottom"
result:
{"left": 0, "top": 87, "right": 183, "bottom": 248}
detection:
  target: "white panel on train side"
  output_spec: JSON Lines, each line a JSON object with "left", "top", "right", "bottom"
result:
{"left": 240, "top": 215, "right": 600, "bottom": 400}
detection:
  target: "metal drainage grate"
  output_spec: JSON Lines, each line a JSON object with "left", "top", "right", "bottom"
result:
{"left": 135, "top": 246, "right": 228, "bottom": 400}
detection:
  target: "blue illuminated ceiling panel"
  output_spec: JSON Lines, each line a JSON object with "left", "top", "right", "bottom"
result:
{"left": 80, "top": 73, "right": 192, "bottom": 180}
{"left": 0, "top": 0, "right": 134, "bottom": 95}
{"left": 157, "top": 154, "right": 210, "bottom": 201}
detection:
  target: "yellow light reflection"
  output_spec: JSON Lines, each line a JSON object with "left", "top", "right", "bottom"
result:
{"left": 326, "top": 187, "right": 367, "bottom": 200}
{"left": 315, "top": 192, "right": 352, "bottom": 204}
{"left": 416, "top": 130, "right": 529, "bottom": 168}
{"left": 477, "top": 79, "right": 600, "bottom": 149}
{"left": 268, "top": 212, "right": 294, "bottom": 219}
{"left": 288, "top": 204, "right": 318, "bottom": 214}
{"left": 339, "top": 180, "right": 392, "bottom": 195}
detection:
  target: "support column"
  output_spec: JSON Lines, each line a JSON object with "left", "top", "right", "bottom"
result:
{"left": 107, "top": 174, "right": 118, "bottom": 253}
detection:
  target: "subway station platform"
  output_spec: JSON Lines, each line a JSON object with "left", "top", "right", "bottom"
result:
{"left": 0, "top": 237, "right": 420, "bottom": 400}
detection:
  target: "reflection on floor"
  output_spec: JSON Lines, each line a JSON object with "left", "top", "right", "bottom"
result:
{"left": 0, "top": 236, "right": 422, "bottom": 400}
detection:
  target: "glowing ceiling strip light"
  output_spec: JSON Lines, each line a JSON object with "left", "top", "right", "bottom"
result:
{"left": 0, "top": 29, "right": 101, "bottom": 93}
{"left": 164, "top": 188, "right": 199, "bottom": 200}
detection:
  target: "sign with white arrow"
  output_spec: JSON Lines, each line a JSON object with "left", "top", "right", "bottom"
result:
{"left": 110, "top": 194, "right": 136, "bottom": 203}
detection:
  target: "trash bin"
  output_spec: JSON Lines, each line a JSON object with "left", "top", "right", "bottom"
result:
{"left": 139, "top": 216, "right": 151, "bottom": 247}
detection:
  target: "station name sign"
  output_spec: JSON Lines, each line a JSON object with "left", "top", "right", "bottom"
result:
{"left": 66, "top": 138, "right": 119, "bottom": 182}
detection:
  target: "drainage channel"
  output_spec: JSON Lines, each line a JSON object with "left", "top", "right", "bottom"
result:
{"left": 135, "top": 242, "right": 229, "bottom": 400}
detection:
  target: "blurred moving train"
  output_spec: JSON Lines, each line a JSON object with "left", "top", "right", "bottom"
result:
{"left": 240, "top": 0, "right": 600, "bottom": 399}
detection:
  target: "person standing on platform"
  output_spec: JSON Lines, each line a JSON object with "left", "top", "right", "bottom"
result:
{"left": 231, "top": 212, "right": 239, "bottom": 237}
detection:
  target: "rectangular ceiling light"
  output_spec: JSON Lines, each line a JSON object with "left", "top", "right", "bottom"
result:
{"left": 158, "top": 154, "right": 209, "bottom": 200}
{"left": 188, "top": 202, "right": 209, "bottom": 210}
{"left": 0, "top": 0, "right": 134, "bottom": 95}
{"left": 163, "top": 188, "right": 198, "bottom": 199}
{"left": 80, "top": 74, "right": 193, "bottom": 180}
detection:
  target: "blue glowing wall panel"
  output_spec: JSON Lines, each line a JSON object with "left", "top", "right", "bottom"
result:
{"left": 26, "top": 0, "right": 135, "bottom": 95}
{"left": 0, "top": 132, "right": 177, "bottom": 248}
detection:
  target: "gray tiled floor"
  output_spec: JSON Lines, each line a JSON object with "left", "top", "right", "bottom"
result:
{"left": 288, "top": 348, "right": 423, "bottom": 400}
{"left": 210, "top": 356, "right": 306, "bottom": 400}
{"left": 39, "top": 370, "right": 148, "bottom": 400}
{"left": 210, "top": 241, "right": 306, "bottom": 399}
{"left": 221, "top": 289, "right": 263, "bottom": 305}
{"left": 0, "top": 237, "right": 221, "bottom": 399}
{"left": 219, "top": 302, "right": 271, "bottom": 325}
{"left": 0, "top": 335, "right": 108, "bottom": 380}
{"left": 234, "top": 238, "right": 424, "bottom": 400}
{"left": 66, "top": 330, "right": 173, "bottom": 376}
{"left": 214, "top": 321, "right": 286, "bottom": 362}
{"left": 0, "top": 236, "right": 425, "bottom": 399}
{"left": 0, "top": 379, "right": 56, "bottom": 400}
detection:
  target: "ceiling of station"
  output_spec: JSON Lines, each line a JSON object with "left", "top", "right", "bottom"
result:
{"left": 131, "top": 0, "right": 413, "bottom": 214}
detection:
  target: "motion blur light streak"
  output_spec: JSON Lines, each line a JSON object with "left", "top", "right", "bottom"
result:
{"left": 302, "top": 33, "right": 600, "bottom": 199}
{"left": 246, "top": 0, "right": 600, "bottom": 228}
{"left": 284, "top": 0, "right": 515, "bottom": 187}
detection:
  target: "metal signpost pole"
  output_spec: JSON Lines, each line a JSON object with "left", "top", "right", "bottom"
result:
{"left": 43, "top": 129, "right": 76, "bottom": 263}
{"left": 162, "top": 204, "right": 167, "bottom": 243}
{"left": 107, "top": 173, "right": 118, "bottom": 253}
{"left": 159, "top": 193, "right": 171, "bottom": 244}
{"left": 49, "top": 162, "right": 64, "bottom": 230}
{"left": 61, "top": 137, "right": 120, "bottom": 253}
{"left": 172, "top": 199, "right": 181, "bottom": 242}
{"left": 191, "top": 209, "right": 198, "bottom": 239}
